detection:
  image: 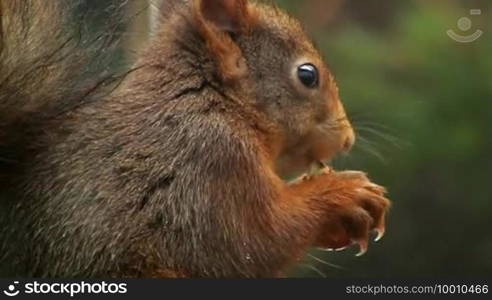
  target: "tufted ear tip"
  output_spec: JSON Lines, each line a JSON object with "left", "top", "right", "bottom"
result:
{"left": 195, "top": 0, "right": 250, "bottom": 33}
{"left": 191, "top": 0, "right": 253, "bottom": 84}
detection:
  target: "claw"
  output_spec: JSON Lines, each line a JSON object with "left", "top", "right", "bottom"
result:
{"left": 356, "top": 248, "right": 367, "bottom": 257}
{"left": 335, "top": 246, "right": 348, "bottom": 252}
{"left": 374, "top": 228, "right": 385, "bottom": 242}
{"left": 354, "top": 239, "right": 368, "bottom": 257}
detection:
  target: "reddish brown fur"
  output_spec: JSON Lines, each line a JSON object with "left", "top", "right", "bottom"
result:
{"left": 0, "top": 0, "right": 390, "bottom": 277}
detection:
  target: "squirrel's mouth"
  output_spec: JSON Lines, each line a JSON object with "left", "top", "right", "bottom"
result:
{"left": 276, "top": 126, "right": 354, "bottom": 178}
{"left": 275, "top": 143, "right": 340, "bottom": 179}
{"left": 275, "top": 119, "right": 355, "bottom": 178}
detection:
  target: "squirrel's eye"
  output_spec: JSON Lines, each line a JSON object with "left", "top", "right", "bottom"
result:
{"left": 297, "top": 63, "right": 319, "bottom": 88}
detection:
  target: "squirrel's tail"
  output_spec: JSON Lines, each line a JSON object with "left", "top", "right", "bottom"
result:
{"left": 1, "top": 1, "right": 66, "bottom": 120}
{"left": 0, "top": 0, "right": 129, "bottom": 169}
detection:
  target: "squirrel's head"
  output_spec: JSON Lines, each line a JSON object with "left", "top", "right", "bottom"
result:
{"left": 159, "top": 0, "right": 355, "bottom": 177}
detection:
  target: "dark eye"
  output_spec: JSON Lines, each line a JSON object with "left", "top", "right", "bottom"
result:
{"left": 297, "top": 63, "right": 319, "bottom": 88}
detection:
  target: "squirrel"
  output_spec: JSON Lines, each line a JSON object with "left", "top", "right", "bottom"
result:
{"left": 0, "top": 0, "right": 390, "bottom": 277}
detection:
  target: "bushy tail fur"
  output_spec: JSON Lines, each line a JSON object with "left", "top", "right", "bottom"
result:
{"left": 0, "top": 0, "right": 129, "bottom": 175}
{"left": 0, "top": 0, "right": 136, "bottom": 276}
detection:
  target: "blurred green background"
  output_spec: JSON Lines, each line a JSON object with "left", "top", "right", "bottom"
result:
{"left": 279, "top": 0, "right": 492, "bottom": 278}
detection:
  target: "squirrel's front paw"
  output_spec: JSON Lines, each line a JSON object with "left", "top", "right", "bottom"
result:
{"left": 315, "top": 170, "right": 390, "bottom": 256}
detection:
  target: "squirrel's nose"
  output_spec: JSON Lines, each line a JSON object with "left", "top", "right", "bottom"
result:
{"left": 342, "top": 129, "right": 356, "bottom": 152}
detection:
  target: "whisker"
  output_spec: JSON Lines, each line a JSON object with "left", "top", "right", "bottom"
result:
{"left": 352, "top": 119, "right": 393, "bottom": 130}
{"left": 354, "top": 136, "right": 388, "bottom": 164}
{"left": 354, "top": 122, "right": 397, "bottom": 135}
{"left": 298, "top": 263, "right": 327, "bottom": 278}
{"left": 307, "top": 253, "right": 345, "bottom": 270}
{"left": 356, "top": 127, "right": 407, "bottom": 149}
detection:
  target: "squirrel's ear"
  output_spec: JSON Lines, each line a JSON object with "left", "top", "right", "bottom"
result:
{"left": 192, "top": 0, "right": 252, "bottom": 83}
{"left": 195, "top": 0, "right": 251, "bottom": 33}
